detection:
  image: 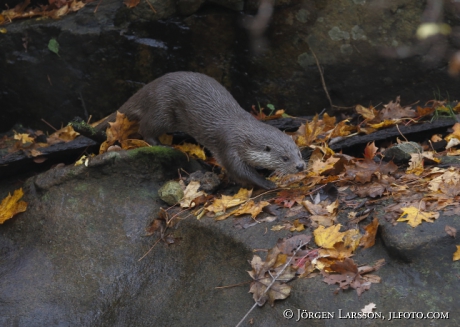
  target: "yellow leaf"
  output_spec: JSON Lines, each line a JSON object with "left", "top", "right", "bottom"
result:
{"left": 231, "top": 200, "right": 270, "bottom": 219}
{"left": 313, "top": 224, "right": 346, "bottom": 249}
{"left": 75, "top": 155, "right": 87, "bottom": 166}
{"left": 206, "top": 188, "right": 252, "bottom": 214}
{"left": 14, "top": 133, "right": 34, "bottom": 144}
{"left": 397, "top": 206, "right": 439, "bottom": 227}
{"left": 342, "top": 228, "right": 361, "bottom": 251}
{"left": 454, "top": 245, "right": 460, "bottom": 261}
{"left": 120, "top": 139, "right": 150, "bottom": 150}
{"left": 355, "top": 104, "right": 377, "bottom": 120}
{"left": 290, "top": 219, "right": 305, "bottom": 232}
{"left": 406, "top": 153, "right": 424, "bottom": 175}
{"left": 0, "top": 188, "right": 27, "bottom": 224}
{"left": 368, "top": 120, "right": 398, "bottom": 129}
{"left": 174, "top": 143, "right": 206, "bottom": 160}
{"left": 158, "top": 134, "right": 173, "bottom": 145}
{"left": 271, "top": 224, "right": 286, "bottom": 231}
{"left": 48, "top": 125, "right": 80, "bottom": 142}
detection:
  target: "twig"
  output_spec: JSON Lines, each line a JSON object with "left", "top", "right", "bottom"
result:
{"left": 78, "top": 91, "right": 88, "bottom": 121}
{"left": 137, "top": 238, "right": 161, "bottom": 261}
{"left": 235, "top": 241, "right": 308, "bottom": 327}
{"left": 309, "top": 47, "right": 333, "bottom": 109}
{"left": 395, "top": 124, "right": 409, "bottom": 142}
{"left": 94, "top": 0, "right": 103, "bottom": 13}
{"left": 145, "top": 0, "right": 157, "bottom": 13}
{"left": 41, "top": 119, "right": 58, "bottom": 132}
{"left": 215, "top": 281, "right": 252, "bottom": 289}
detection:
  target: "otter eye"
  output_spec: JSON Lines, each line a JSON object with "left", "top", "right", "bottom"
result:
{"left": 282, "top": 156, "right": 289, "bottom": 162}
{"left": 264, "top": 146, "right": 271, "bottom": 152}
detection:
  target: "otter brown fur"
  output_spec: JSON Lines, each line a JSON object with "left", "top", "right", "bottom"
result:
{"left": 99, "top": 72, "right": 305, "bottom": 189}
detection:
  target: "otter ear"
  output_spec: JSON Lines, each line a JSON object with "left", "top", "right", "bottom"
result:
{"left": 264, "top": 146, "right": 271, "bottom": 152}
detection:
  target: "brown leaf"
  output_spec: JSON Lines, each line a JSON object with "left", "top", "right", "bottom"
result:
{"left": 379, "top": 96, "right": 417, "bottom": 120}
{"left": 363, "top": 142, "right": 378, "bottom": 160}
{"left": 124, "top": 0, "right": 140, "bottom": 8}
{"left": 360, "top": 218, "right": 379, "bottom": 248}
{"left": 445, "top": 225, "right": 457, "bottom": 238}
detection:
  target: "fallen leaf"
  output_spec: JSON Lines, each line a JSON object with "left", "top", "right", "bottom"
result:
{"left": 360, "top": 218, "right": 379, "bottom": 248}
{"left": 174, "top": 143, "right": 206, "bottom": 160}
{"left": 454, "top": 246, "right": 460, "bottom": 261}
{"left": 397, "top": 206, "right": 439, "bottom": 227}
{"left": 313, "top": 224, "right": 346, "bottom": 249}
{"left": 445, "top": 225, "right": 457, "bottom": 238}
{"left": 0, "top": 188, "right": 27, "bottom": 224}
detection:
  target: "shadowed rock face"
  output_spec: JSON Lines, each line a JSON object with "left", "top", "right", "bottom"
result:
{"left": 2, "top": 0, "right": 459, "bottom": 134}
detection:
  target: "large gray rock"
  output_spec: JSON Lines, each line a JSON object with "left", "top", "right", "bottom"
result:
{"left": 0, "top": 147, "right": 459, "bottom": 326}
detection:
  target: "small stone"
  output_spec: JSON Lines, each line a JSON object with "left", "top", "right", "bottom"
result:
{"left": 158, "top": 181, "right": 184, "bottom": 206}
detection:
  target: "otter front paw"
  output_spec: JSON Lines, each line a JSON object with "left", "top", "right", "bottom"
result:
{"left": 257, "top": 179, "right": 277, "bottom": 190}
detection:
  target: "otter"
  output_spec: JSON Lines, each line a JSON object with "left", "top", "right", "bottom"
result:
{"left": 98, "top": 72, "right": 305, "bottom": 189}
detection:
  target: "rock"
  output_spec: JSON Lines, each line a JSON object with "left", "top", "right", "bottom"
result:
{"left": 158, "top": 180, "right": 184, "bottom": 205}
{"left": 383, "top": 141, "right": 423, "bottom": 163}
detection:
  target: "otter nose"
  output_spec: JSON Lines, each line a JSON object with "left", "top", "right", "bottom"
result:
{"left": 296, "top": 162, "right": 305, "bottom": 171}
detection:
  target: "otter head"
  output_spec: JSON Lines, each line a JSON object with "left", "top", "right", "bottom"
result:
{"left": 242, "top": 128, "right": 306, "bottom": 176}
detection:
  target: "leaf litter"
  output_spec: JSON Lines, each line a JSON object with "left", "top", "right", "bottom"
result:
{"left": 3, "top": 95, "right": 460, "bottom": 321}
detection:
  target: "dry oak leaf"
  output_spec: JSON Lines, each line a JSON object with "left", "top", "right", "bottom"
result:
{"left": 174, "top": 143, "right": 206, "bottom": 160}
{"left": 360, "top": 218, "right": 379, "bottom": 248}
{"left": 397, "top": 206, "right": 439, "bottom": 227}
{"left": 314, "top": 224, "right": 346, "bottom": 249}
{"left": 0, "top": 188, "right": 27, "bottom": 224}
{"left": 453, "top": 245, "right": 460, "bottom": 261}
